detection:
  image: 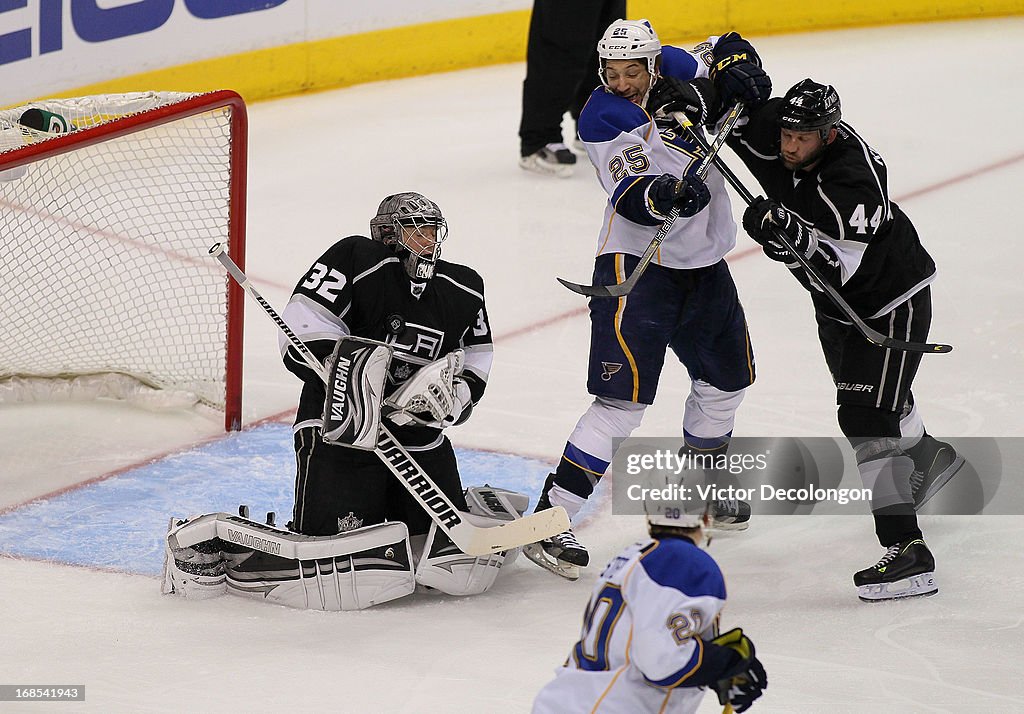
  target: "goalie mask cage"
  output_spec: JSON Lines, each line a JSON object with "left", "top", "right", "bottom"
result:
{"left": 0, "top": 90, "right": 246, "bottom": 431}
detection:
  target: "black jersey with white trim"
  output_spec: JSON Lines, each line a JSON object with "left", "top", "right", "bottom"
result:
{"left": 728, "top": 99, "right": 936, "bottom": 320}
{"left": 280, "top": 235, "right": 493, "bottom": 444}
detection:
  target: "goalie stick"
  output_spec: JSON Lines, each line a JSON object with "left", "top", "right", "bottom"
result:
{"left": 208, "top": 243, "right": 569, "bottom": 555}
{"left": 556, "top": 102, "right": 744, "bottom": 298}
{"left": 683, "top": 128, "right": 953, "bottom": 355}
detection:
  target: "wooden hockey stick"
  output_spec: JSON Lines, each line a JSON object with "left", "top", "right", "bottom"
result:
{"left": 209, "top": 243, "right": 569, "bottom": 555}
{"left": 556, "top": 102, "right": 744, "bottom": 298}
{"left": 684, "top": 130, "right": 952, "bottom": 354}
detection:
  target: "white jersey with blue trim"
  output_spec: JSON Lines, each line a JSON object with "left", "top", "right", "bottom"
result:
{"left": 532, "top": 536, "right": 727, "bottom": 714}
{"left": 578, "top": 43, "right": 736, "bottom": 270}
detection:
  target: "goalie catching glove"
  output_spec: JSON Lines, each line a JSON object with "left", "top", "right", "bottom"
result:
{"left": 386, "top": 350, "right": 473, "bottom": 428}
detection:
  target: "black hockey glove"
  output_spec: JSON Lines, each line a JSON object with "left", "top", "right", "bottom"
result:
{"left": 648, "top": 76, "right": 717, "bottom": 126}
{"left": 710, "top": 628, "right": 767, "bottom": 713}
{"left": 649, "top": 173, "right": 711, "bottom": 218}
{"left": 710, "top": 32, "right": 771, "bottom": 109}
{"left": 742, "top": 197, "right": 814, "bottom": 264}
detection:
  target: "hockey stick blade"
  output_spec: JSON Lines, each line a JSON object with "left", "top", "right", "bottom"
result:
{"left": 556, "top": 275, "right": 632, "bottom": 298}
{"left": 454, "top": 507, "right": 570, "bottom": 556}
{"left": 871, "top": 332, "right": 952, "bottom": 354}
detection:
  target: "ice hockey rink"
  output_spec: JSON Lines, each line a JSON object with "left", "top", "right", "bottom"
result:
{"left": 1, "top": 16, "right": 1022, "bottom": 713}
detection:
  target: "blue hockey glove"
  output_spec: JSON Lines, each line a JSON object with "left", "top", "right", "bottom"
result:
{"left": 711, "top": 628, "right": 767, "bottom": 713}
{"left": 649, "top": 173, "right": 711, "bottom": 218}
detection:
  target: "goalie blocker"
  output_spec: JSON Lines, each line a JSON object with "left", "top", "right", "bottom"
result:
{"left": 161, "top": 486, "right": 528, "bottom": 611}
{"left": 321, "top": 336, "right": 392, "bottom": 450}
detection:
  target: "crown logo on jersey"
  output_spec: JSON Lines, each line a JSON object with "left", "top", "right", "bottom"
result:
{"left": 337, "top": 512, "right": 363, "bottom": 533}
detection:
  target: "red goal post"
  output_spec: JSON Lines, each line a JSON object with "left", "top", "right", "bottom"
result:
{"left": 0, "top": 90, "right": 246, "bottom": 431}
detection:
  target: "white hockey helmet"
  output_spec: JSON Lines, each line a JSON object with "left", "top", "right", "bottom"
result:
{"left": 643, "top": 474, "right": 710, "bottom": 531}
{"left": 597, "top": 19, "right": 662, "bottom": 86}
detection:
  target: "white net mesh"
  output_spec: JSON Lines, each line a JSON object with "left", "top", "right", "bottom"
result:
{"left": 0, "top": 92, "right": 242, "bottom": 418}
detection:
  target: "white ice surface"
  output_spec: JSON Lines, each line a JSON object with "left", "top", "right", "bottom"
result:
{"left": 1, "top": 17, "right": 1023, "bottom": 713}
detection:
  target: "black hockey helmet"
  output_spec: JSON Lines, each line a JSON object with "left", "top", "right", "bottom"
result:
{"left": 369, "top": 192, "right": 448, "bottom": 280}
{"left": 778, "top": 79, "right": 841, "bottom": 138}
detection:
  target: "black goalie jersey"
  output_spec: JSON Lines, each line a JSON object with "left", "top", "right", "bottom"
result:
{"left": 727, "top": 100, "right": 936, "bottom": 320}
{"left": 280, "top": 235, "right": 493, "bottom": 447}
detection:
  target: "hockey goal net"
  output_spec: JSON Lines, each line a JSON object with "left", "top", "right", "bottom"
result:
{"left": 0, "top": 90, "right": 246, "bottom": 431}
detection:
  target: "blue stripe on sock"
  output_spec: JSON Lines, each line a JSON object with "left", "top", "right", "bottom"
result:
{"left": 561, "top": 442, "right": 610, "bottom": 476}
{"left": 683, "top": 431, "right": 732, "bottom": 451}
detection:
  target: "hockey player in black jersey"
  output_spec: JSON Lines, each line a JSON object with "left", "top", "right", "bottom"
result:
{"left": 280, "top": 192, "right": 494, "bottom": 539}
{"left": 162, "top": 193, "right": 533, "bottom": 610}
{"left": 727, "top": 79, "right": 964, "bottom": 601}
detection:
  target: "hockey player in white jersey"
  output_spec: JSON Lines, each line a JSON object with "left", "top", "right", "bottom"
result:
{"left": 532, "top": 493, "right": 767, "bottom": 713}
{"left": 525, "top": 19, "right": 771, "bottom": 579}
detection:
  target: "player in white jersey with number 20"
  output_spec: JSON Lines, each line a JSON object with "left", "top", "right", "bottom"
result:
{"left": 532, "top": 490, "right": 767, "bottom": 713}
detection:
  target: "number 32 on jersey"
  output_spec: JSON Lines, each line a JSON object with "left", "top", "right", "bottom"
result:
{"left": 301, "top": 262, "right": 347, "bottom": 302}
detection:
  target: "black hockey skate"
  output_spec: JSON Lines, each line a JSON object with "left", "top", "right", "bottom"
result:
{"left": 518, "top": 143, "right": 576, "bottom": 178}
{"left": 523, "top": 475, "right": 589, "bottom": 581}
{"left": 908, "top": 436, "right": 965, "bottom": 510}
{"left": 854, "top": 538, "right": 938, "bottom": 602}
{"left": 710, "top": 498, "right": 751, "bottom": 531}
{"left": 677, "top": 443, "right": 751, "bottom": 531}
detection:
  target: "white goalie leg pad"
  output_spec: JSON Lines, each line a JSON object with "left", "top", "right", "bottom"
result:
{"left": 464, "top": 485, "right": 529, "bottom": 568}
{"left": 222, "top": 518, "right": 415, "bottom": 611}
{"left": 161, "top": 514, "right": 226, "bottom": 600}
{"left": 464, "top": 485, "right": 529, "bottom": 520}
{"left": 322, "top": 336, "right": 392, "bottom": 449}
{"left": 415, "top": 511, "right": 517, "bottom": 596}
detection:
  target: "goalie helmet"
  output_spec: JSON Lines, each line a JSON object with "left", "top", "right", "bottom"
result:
{"left": 597, "top": 19, "right": 662, "bottom": 86}
{"left": 778, "top": 78, "right": 842, "bottom": 138}
{"left": 369, "top": 192, "right": 448, "bottom": 280}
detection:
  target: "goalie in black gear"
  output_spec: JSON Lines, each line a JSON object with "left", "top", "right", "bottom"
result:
{"left": 163, "top": 193, "right": 522, "bottom": 610}
{"left": 281, "top": 192, "right": 493, "bottom": 538}
{"left": 727, "top": 78, "right": 965, "bottom": 602}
